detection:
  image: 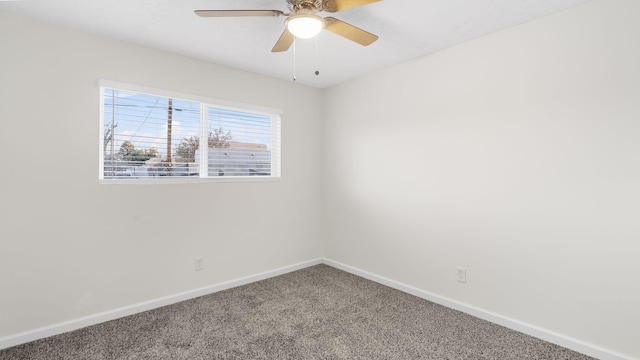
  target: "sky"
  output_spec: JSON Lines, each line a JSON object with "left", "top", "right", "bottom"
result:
{"left": 103, "top": 88, "right": 272, "bottom": 160}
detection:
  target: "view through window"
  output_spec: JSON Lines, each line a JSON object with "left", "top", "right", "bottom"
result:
{"left": 100, "top": 84, "right": 281, "bottom": 181}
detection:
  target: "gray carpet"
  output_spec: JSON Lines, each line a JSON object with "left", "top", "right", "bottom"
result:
{"left": 0, "top": 264, "right": 594, "bottom": 359}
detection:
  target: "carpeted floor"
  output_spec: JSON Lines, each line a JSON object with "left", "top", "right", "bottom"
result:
{"left": 0, "top": 264, "right": 594, "bottom": 359}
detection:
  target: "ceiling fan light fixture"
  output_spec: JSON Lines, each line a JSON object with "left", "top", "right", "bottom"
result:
{"left": 286, "top": 14, "right": 324, "bottom": 39}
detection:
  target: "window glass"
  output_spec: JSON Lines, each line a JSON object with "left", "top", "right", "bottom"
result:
{"left": 100, "top": 84, "right": 281, "bottom": 182}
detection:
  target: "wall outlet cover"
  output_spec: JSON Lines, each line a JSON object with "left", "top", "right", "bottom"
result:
{"left": 195, "top": 257, "right": 204, "bottom": 271}
{"left": 457, "top": 267, "right": 467, "bottom": 283}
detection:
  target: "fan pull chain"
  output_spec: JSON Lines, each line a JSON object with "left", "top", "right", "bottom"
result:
{"left": 293, "top": 39, "right": 297, "bottom": 82}
{"left": 315, "top": 35, "right": 320, "bottom": 76}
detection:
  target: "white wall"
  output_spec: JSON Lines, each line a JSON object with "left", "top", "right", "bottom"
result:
{"left": 0, "top": 12, "right": 323, "bottom": 338}
{"left": 323, "top": 0, "right": 640, "bottom": 358}
{"left": 2, "top": 0, "right": 640, "bottom": 357}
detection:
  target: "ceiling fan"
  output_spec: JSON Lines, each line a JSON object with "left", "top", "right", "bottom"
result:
{"left": 195, "top": 0, "right": 381, "bottom": 52}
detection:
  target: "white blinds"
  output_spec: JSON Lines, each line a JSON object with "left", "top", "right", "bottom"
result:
{"left": 101, "top": 85, "right": 281, "bottom": 180}
{"left": 207, "top": 108, "right": 274, "bottom": 177}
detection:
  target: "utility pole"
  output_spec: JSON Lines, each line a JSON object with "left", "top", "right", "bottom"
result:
{"left": 110, "top": 91, "right": 115, "bottom": 175}
{"left": 167, "top": 98, "right": 173, "bottom": 164}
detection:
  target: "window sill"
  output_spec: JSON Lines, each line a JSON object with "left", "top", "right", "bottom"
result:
{"left": 99, "top": 176, "right": 280, "bottom": 185}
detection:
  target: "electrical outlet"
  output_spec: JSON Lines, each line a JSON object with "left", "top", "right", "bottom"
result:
{"left": 457, "top": 267, "right": 467, "bottom": 283}
{"left": 194, "top": 257, "right": 204, "bottom": 271}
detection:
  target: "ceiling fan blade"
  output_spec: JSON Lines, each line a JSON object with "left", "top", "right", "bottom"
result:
{"left": 323, "top": 0, "right": 381, "bottom": 12}
{"left": 323, "top": 17, "right": 378, "bottom": 46}
{"left": 272, "top": 29, "right": 295, "bottom": 52}
{"left": 194, "top": 10, "right": 286, "bottom": 17}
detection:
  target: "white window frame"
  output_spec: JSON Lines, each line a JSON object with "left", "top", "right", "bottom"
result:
{"left": 99, "top": 80, "right": 282, "bottom": 184}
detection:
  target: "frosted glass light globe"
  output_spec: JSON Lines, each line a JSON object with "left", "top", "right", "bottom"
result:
{"left": 287, "top": 15, "right": 324, "bottom": 39}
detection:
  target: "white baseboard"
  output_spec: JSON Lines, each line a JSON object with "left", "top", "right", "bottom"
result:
{"left": 1, "top": 257, "right": 635, "bottom": 360}
{"left": 0, "top": 258, "right": 322, "bottom": 351}
{"left": 323, "top": 258, "right": 636, "bottom": 360}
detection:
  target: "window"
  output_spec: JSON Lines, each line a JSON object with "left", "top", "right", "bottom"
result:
{"left": 99, "top": 81, "right": 281, "bottom": 182}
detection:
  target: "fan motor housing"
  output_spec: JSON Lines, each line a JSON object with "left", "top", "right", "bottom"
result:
{"left": 287, "top": 0, "right": 324, "bottom": 12}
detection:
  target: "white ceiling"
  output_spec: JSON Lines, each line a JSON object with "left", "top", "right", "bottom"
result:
{"left": 1, "top": 0, "right": 590, "bottom": 88}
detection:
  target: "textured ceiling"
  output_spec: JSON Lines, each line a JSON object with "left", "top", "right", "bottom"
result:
{"left": 1, "top": 0, "right": 590, "bottom": 88}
